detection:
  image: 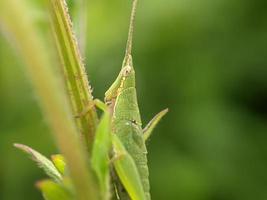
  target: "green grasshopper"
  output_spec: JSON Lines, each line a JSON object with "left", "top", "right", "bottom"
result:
{"left": 92, "top": 1, "right": 168, "bottom": 199}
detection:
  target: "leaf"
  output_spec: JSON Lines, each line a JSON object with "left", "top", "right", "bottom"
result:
{"left": 36, "top": 179, "right": 73, "bottom": 200}
{"left": 91, "top": 112, "right": 112, "bottom": 200}
{"left": 112, "top": 135, "right": 146, "bottom": 200}
{"left": 51, "top": 154, "right": 66, "bottom": 175}
{"left": 14, "top": 144, "right": 62, "bottom": 182}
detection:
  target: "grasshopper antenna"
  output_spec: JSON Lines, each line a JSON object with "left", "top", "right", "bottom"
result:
{"left": 125, "top": 0, "right": 138, "bottom": 58}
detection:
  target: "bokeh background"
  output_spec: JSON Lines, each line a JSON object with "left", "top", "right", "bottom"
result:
{"left": 1, "top": 0, "right": 267, "bottom": 199}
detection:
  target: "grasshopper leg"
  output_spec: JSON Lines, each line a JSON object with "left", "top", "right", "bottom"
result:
{"left": 75, "top": 99, "right": 108, "bottom": 118}
{"left": 143, "top": 108, "right": 169, "bottom": 141}
{"left": 111, "top": 134, "right": 146, "bottom": 200}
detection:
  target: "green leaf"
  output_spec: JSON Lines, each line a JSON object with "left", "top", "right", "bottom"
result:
{"left": 112, "top": 135, "right": 146, "bottom": 200}
{"left": 14, "top": 144, "right": 62, "bottom": 182}
{"left": 91, "top": 112, "right": 112, "bottom": 200}
{"left": 36, "top": 179, "right": 73, "bottom": 200}
{"left": 51, "top": 154, "right": 66, "bottom": 175}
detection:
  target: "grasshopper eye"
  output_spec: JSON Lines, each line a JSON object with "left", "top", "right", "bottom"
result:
{"left": 122, "top": 66, "right": 132, "bottom": 76}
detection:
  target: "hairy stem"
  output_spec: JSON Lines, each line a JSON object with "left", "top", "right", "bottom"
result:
{"left": 0, "top": 0, "right": 98, "bottom": 199}
{"left": 49, "top": 0, "right": 98, "bottom": 152}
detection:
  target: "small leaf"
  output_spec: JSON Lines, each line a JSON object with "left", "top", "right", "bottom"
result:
{"left": 36, "top": 179, "right": 73, "bottom": 200}
{"left": 91, "top": 112, "right": 112, "bottom": 200}
{"left": 51, "top": 154, "right": 66, "bottom": 175}
{"left": 14, "top": 143, "right": 62, "bottom": 182}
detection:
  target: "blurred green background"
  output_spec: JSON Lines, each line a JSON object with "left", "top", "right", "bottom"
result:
{"left": 1, "top": 0, "right": 267, "bottom": 199}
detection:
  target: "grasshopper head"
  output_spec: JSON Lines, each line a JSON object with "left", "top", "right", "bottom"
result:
{"left": 105, "top": 55, "right": 135, "bottom": 103}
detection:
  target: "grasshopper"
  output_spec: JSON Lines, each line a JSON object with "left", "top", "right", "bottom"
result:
{"left": 89, "top": 0, "right": 168, "bottom": 199}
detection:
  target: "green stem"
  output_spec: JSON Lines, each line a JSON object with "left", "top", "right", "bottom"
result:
{"left": 0, "top": 0, "right": 98, "bottom": 199}
{"left": 49, "top": 0, "right": 98, "bottom": 153}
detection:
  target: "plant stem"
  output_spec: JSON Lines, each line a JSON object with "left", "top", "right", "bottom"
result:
{"left": 0, "top": 0, "right": 98, "bottom": 199}
{"left": 49, "top": 0, "right": 98, "bottom": 153}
